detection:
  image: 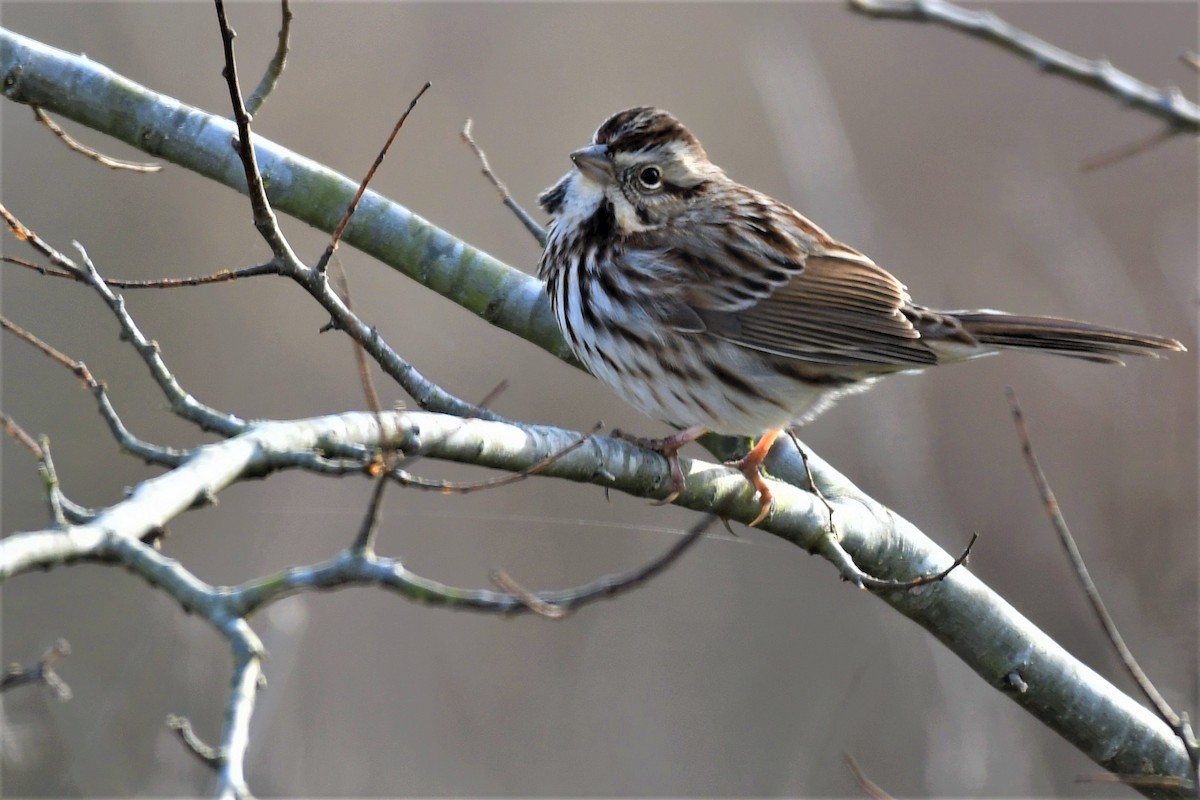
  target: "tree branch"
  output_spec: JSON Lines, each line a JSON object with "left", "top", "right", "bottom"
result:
{"left": 0, "top": 23, "right": 1192, "bottom": 795}
{"left": 849, "top": 0, "right": 1200, "bottom": 132}
{"left": 0, "top": 28, "right": 570, "bottom": 363}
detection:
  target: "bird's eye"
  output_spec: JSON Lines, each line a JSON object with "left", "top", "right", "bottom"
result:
{"left": 637, "top": 166, "right": 662, "bottom": 189}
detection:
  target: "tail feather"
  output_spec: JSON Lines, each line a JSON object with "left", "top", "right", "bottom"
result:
{"left": 931, "top": 310, "right": 1186, "bottom": 365}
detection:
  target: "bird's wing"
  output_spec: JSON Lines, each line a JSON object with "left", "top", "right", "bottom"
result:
{"left": 643, "top": 204, "right": 942, "bottom": 367}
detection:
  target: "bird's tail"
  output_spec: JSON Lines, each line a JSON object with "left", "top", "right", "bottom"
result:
{"left": 940, "top": 309, "right": 1186, "bottom": 364}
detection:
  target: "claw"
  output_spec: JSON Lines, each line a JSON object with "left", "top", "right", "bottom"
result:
{"left": 650, "top": 448, "right": 688, "bottom": 505}
{"left": 724, "top": 428, "right": 783, "bottom": 527}
{"left": 612, "top": 425, "right": 707, "bottom": 505}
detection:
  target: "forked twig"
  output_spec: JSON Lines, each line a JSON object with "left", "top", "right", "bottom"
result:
{"left": 1, "top": 639, "right": 72, "bottom": 700}
{"left": 2, "top": 202, "right": 246, "bottom": 446}
{"left": 215, "top": 0, "right": 290, "bottom": 259}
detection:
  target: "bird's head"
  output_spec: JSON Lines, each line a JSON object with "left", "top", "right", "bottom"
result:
{"left": 538, "top": 107, "right": 722, "bottom": 236}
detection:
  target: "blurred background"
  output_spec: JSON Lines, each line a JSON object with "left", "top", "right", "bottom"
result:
{"left": 2, "top": 3, "right": 1195, "bottom": 796}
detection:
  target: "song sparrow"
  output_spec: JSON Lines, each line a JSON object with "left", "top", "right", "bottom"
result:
{"left": 537, "top": 107, "right": 1185, "bottom": 525}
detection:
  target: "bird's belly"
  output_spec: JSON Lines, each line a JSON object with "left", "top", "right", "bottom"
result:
{"left": 575, "top": 331, "right": 875, "bottom": 436}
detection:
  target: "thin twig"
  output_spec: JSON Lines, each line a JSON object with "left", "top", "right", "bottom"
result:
{"left": 1006, "top": 387, "right": 1199, "bottom": 770}
{"left": 0, "top": 410, "right": 43, "bottom": 457}
{"left": 230, "top": 511, "right": 720, "bottom": 620}
{"left": 461, "top": 119, "right": 547, "bottom": 247}
{"left": 204, "top": 14, "right": 500, "bottom": 425}
{"left": 0, "top": 254, "right": 55, "bottom": 273}
{"left": 243, "top": 0, "right": 291, "bottom": 116}
{"left": 851, "top": 534, "right": 977, "bottom": 591}
{"left": 787, "top": 430, "right": 835, "bottom": 532}
{"left": 843, "top": 753, "right": 895, "bottom": 800}
{"left": 166, "top": 715, "right": 224, "bottom": 769}
{"left": 32, "top": 106, "right": 162, "bottom": 172}
{"left": 2, "top": 203, "right": 244, "bottom": 445}
{"left": 1, "top": 314, "right": 95, "bottom": 383}
{"left": 473, "top": 378, "right": 509, "bottom": 412}
{"left": 490, "top": 569, "right": 569, "bottom": 618}
{"left": 1076, "top": 772, "right": 1195, "bottom": 790}
{"left": 1081, "top": 126, "right": 1177, "bottom": 172}
{"left": 350, "top": 473, "right": 389, "bottom": 554}
{"left": 488, "top": 512, "right": 719, "bottom": 619}
{"left": 0, "top": 204, "right": 83, "bottom": 276}
{"left": 315, "top": 81, "right": 432, "bottom": 274}
{"left": 565, "top": 512, "right": 719, "bottom": 604}
{"left": 814, "top": 524, "right": 976, "bottom": 591}
{"left": 848, "top": 0, "right": 1200, "bottom": 132}
{"left": 3, "top": 253, "right": 279, "bottom": 287}
{"left": 331, "top": 261, "right": 383, "bottom": 415}
{"left": 37, "top": 435, "right": 67, "bottom": 528}
{"left": 3, "top": 339, "right": 126, "bottom": 526}
{"left": 214, "top": 0, "right": 292, "bottom": 259}
{"left": 389, "top": 422, "right": 603, "bottom": 494}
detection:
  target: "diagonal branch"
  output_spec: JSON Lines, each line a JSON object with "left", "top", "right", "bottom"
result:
{"left": 0, "top": 26, "right": 1193, "bottom": 795}
{"left": 0, "top": 28, "right": 571, "bottom": 364}
{"left": 849, "top": 0, "right": 1200, "bottom": 132}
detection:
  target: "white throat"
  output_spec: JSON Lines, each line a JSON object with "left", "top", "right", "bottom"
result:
{"left": 555, "top": 172, "right": 606, "bottom": 229}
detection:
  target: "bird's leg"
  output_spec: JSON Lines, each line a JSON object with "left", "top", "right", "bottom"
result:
{"left": 611, "top": 424, "right": 709, "bottom": 505}
{"left": 725, "top": 428, "right": 784, "bottom": 527}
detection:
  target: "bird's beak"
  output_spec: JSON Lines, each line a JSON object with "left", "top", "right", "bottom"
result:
{"left": 570, "top": 144, "right": 614, "bottom": 183}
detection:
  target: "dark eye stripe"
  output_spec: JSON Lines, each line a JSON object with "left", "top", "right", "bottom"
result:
{"left": 660, "top": 180, "right": 708, "bottom": 200}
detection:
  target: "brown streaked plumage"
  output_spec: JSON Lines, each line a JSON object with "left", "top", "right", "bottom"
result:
{"left": 537, "top": 107, "right": 1186, "bottom": 525}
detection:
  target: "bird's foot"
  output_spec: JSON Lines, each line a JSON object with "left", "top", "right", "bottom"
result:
{"left": 611, "top": 425, "right": 708, "bottom": 505}
{"left": 723, "top": 428, "right": 784, "bottom": 527}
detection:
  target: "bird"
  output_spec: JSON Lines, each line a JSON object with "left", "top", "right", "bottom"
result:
{"left": 536, "top": 106, "right": 1186, "bottom": 526}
